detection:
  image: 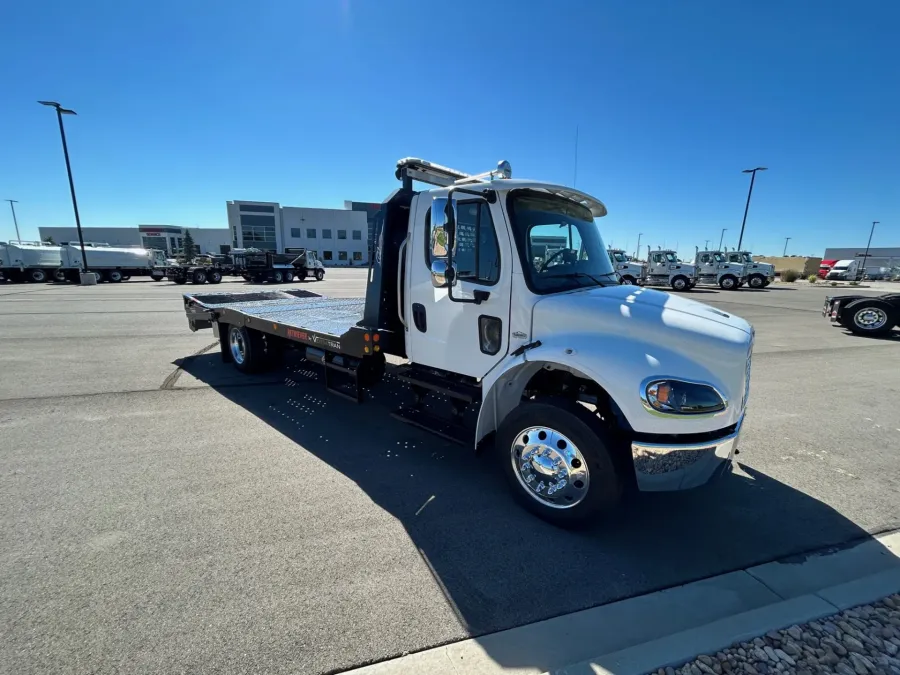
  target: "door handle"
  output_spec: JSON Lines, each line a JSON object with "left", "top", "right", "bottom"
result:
{"left": 412, "top": 303, "right": 427, "bottom": 332}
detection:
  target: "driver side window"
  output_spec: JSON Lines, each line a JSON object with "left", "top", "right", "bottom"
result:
{"left": 425, "top": 201, "right": 500, "bottom": 285}
{"left": 653, "top": 253, "right": 664, "bottom": 263}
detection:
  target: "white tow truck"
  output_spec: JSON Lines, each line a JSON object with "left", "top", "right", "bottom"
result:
{"left": 690, "top": 248, "right": 748, "bottom": 290}
{"left": 725, "top": 251, "right": 774, "bottom": 288}
{"left": 182, "top": 158, "right": 753, "bottom": 526}
{"left": 607, "top": 248, "right": 647, "bottom": 285}
{"left": 643, "top": 248, "right": 699, "bottom": 291}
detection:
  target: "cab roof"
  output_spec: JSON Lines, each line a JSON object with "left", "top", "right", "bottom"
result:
{"left": 429, "top": 179, "right": 608, "bottom": 218}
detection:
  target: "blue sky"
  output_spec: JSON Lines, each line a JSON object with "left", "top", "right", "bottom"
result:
{"left": 1, "top": 0, "right": 897, "bottom": 257}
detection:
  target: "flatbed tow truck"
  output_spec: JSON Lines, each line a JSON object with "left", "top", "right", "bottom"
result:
{"left": 823, "top": 293, "right": 900, "bottom": 337}
{"left": 183, "top": 158, "right": 754, "bottom": 525}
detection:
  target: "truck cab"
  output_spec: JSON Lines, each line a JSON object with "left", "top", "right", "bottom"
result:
{"left": 643, "top": 248, "right": 698, "bottom": 291}
{"left": 826, "top": 259, "right": 863, "bottom": 281}
{"left": 725, "top": 251, "right": 774, "bottom": 288}
{"left": 691, "top": 249, "right": 747, "bottom": 290}
{"left": 607, "top": 248, "right": 647, "bottom": 285}
{"left": 818, "top": 259, "right": 838, "bottom": 279}
{"left": 184, "top": 158, "right": 753, "bottom": 526}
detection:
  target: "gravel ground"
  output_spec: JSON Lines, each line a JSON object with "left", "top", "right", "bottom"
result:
{"left": 657, "top": 595, "right": 900, "bottom": 675}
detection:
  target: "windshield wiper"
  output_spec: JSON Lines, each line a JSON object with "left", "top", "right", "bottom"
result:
{"left": 553, "top": 271, "right": 618, "bottom": 286}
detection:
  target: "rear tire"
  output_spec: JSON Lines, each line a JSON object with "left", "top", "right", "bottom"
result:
{"left": 27, "top": 268, "right": 48, "bottom": 283}
{"left": 670, "top": 275, "right": 689, "bottom": 292}
{"left": 842, "top": 299, "right": 896, "bottom": 337}
{"left": 108, "top": 270, "right": 124, "bottom": 283}
{"left": 192, "top": 269, "right": 207, "bottom": 284}
{"left": 283, "top": 271, "right": 293, "bottom": 283}
{"left": 496, "top": 400, "right": 623, "bottom": 528}
{"left": 207, "top": 270, "right": 223, "bottom": 284}
{"left": 273, "top": 271, "right": 284, "bottom": 283}
{"left": 122, "top": 275, "right": 131, "bottom": 281}
{"left": 174, "top": 276, "right": 188, "bottom": 285}
{"left": 228, "top": 325, "right": 267, "bottom": 373}
{"left": 93, "top": 270, "right": 107, "bottom": 283}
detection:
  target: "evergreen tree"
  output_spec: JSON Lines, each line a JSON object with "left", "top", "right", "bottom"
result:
{"left": 181, "top": 229, "right": 196, "bottom": 261}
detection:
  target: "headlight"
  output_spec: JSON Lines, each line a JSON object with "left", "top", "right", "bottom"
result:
{"left": 642, "top": 379, "right": 727, "bottom": 415}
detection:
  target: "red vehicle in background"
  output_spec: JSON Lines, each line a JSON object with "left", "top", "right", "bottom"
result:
{"left": 818, "top": 259, "right": 838, "bottom": 279}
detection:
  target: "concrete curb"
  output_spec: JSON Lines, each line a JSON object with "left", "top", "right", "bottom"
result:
{"left": 343, "top": 531, "right": 900, "bottom": 675}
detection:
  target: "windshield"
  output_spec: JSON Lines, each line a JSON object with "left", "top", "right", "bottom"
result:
{"left": 713, "top": 253, "right": 726, "bottom": 262}
{"left": 664, "top": 252, "right": 678, "bottom": 263}
{"left": 740, "top": 253, "right": 753, "bottom": 263}
{"left": 832, "top": 265, "right": 849, "bottom": 271}
{"left": 507, "top": 190, "right": 617, "bottom": 293}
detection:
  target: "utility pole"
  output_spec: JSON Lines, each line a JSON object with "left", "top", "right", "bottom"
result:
{"left": 39, "top": 100, "right": 90, "bottom": 281}
{"left": 861, "top": 222, "right": 879, "bottom": 279}
{"left": 635, "top": 232, "right": 642, "bottom": 259}
{"left": 718, "top": 228, "right": 727, "bottom": 251}
{"left": 704, "top": 239, "right": 710, "bottom": 249}
{"left": 783, "top": 237, "right": 791, "bottom": 256}
{"left": 738, "top": 167, "right": 767, "bottom": 250}
{"left": 4, "top": 200, "right": 21, "bottom": 241}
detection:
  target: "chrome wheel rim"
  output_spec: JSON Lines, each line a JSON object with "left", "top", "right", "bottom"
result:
{"left": 229, "top": 329, "right": 246, "bottom": 364}
{"left": 854, "top": 308, "right": 888, "bottom": 330}
{"left": 750, "top": 276, "right": 763, "bottom": 288}
{"left": 622, "top": 277, "right": 634, "bottom": 285}
{"left": 673, "top": 279, "right": 686, "bottom": 290}
{"left": 510, "top": 426, "right": 590, "bottom": 509}
{"left": 722, "top": 277, "right": 734, "bottom": 289}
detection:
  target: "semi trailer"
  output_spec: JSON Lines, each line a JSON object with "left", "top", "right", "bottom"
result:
{"left": 58, "top": 244, "right": 169, "bottom": 282}
{"left": 824, "top": 293, "right": 900, "bottom": 337}
{"left": 181, "top": 157, "right": 753, "bottom": 526}
{"left": 0, "top": 241, "right": 63, "bottom": 283}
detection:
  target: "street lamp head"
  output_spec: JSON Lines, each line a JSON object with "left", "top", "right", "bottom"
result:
{"left": 38, "top": 100, "right": 61, "bottom": 108}
{"left": 59, "top": 108, "right": 77, "bottom": 115}
{"left": 742, "top": 167, "right": 768, "bottom": 173}
{"left": 38, "top": 100, "right": 76, "bottom": 114}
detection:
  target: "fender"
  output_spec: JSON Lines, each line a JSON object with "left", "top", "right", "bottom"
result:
{"left": 476, "top": 331, "right": 742, "bottom": 445}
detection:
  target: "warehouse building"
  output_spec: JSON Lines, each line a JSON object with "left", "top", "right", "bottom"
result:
{"left": 226, "top": 201, "right": 370, "bottom": 266}
{"left": 38, "top": 225, "right": 229, "bottom": 256}
{"left": 822, "top": 247, "right": 900, "bottom": 269}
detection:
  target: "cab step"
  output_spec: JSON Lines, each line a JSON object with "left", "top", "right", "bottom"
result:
{"left": 394, "top": 365, "right": 481, "bottom": 403}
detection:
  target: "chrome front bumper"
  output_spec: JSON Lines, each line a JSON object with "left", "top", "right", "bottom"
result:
{"left": 631, "top": 418, "right": 742, "bottom": 491}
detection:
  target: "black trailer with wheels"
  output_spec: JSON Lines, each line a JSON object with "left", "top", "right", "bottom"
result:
{"left": 823, "top": 293, "right": 900, "bottom": 336}
{"left": 168, "top": 264, "right": 226, "bottom": 286}
{"left": 231, "top": 250, "right": 317, "bottom": 284}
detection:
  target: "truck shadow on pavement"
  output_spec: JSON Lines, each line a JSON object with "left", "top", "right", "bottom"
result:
{"left": 179, "top": 351, "right": 892, "bottom": 674}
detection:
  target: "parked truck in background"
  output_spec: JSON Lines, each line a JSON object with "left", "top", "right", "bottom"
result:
{"left": 607, "top": 248, "right": 647, "bottom": 285}
{"left": 643, "top": 248, "right": 699, "bottom": 291}
{"left": 690, "top": 248, "right": 747, "bottom": 290}
{"left": 825, "top": 259, "right": 865, "bottom": 282}
{"left": 0, "top": 241, "right": 63, "bottom": 283}
{"left": 818, "top": 259, "right": 838, "bottom": 279}
{"left": 182, "top": 158, "right": 752, "bottom": 526}
{"left": 58, "top": 244, "right": 169, "bottom": 282}
{"left": 725, "top": 251, "right": 774, "bottom": 288}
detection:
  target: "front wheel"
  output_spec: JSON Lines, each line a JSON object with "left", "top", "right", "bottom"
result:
{"left": 719, "top": 275, "right": 738, "bottom": 290}
{"left": 842, "top": 300, "right": 896, "bottom": 337}
{"left": 621, "top": 275, "right": 635, "bottom": 285}
{"left": 670, "top": 275, "right": 689, "bottom": 292}
{"left": 315, "top": 269, "right": 324, "bottom": 281}
{"left": 497, "top": 400, "right": 622, "bottom": 527}
{"left": 748, "top": 274, "right": 765, "bottom": 289}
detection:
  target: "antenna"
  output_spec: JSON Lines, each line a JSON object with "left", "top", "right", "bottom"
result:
{"left": 573, "top": 125, "right": 579, "bottom": 187}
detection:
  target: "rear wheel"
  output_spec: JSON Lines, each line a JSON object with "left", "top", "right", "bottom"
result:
{"left": 315, "top": 269, "right": 325, "bottom": 281}
{"left": 748, "top": 274, "right": 765, "bottom": 289}
{"left": 207, "top": 270, "right": 223, "bottom": 284}
{"left": 27, "top": 268, "right": 48, "bottom": 283}
{"left": 670, "top": 275, "right": 689, "bottom": 292}
{"left": 842, "top": 299, "right": 896, "bottom": 337}
{"left": 719, "top": 274, "right": 738, "bottom": 290}
{"left": 283, "top": 271, "right": 293, "bottom": 283}
{"left": 192, "top": 269, "right": 207, "bottom": 284}
{"left": 122, "top": 275, "right": 131, "bottom": 281}
{"left": 228, "top": 325, "right": 268, "bottom": 373}
{"left": 497, "top": 400, "right": 622, "bottom": 527}
{"left": 93, "top": 270, "right": 107, "bottom": 283}
{"left": 152, "top": 276, "right": 163, "bottom": 282}
{"left": 273, "top": 271, "right": 284, "bottom": 283}
{"left": 174, "top": 275, "right": 188, "bottom": 285}
{"left": 108, "top": 270, "right": 124, "bottom": 283}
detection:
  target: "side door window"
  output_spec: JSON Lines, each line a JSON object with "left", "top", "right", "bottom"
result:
{"left": 426, "top": 201, "right": 500, "bottom": 285}
{"left": 700, "top": 253, "right": 711, "bottom": 264}
{"left": 652, "top": 253, "right": 663, "bottom": 264}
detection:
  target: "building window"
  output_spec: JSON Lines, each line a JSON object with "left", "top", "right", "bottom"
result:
{"left": 322, "top": 229, "right": 332, "bottom": 239}
{"left": 239, "top": 204, "right": 275, "bottom": 213}
{"left": 323, "top": 250, "right": 333, "bottom": 260}
{"left": 307, "top": 228, "right": 316, "bottom": 238}
{"left": 353, "top": 251, "right": 363, "bottom": 261}
{"left": 352, "top": 230, "right": 362, "bottom": 240}
{"left": 290, "top": 228, "right": 303, "bottom": 238}
{"left": 338, "top": 229, "right": 347, "bottom": 240}
{"left": 339, "top": 251, "right": 348, "bottom": 261}
{"left": 240, "top": 214, "right": 275, "bottom": 227}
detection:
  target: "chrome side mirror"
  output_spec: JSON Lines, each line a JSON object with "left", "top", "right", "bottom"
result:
{"left": 431, "top": 259, "right": 456, "bottom": 288}
{"left": 431, "top": 197, "right": 456, "bottom": 255}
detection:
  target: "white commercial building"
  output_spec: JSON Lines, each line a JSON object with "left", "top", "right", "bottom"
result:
{"left": 226, "top": 201, "right": 370, "bottom": 266}
{"left": 38, "top": 225, "right": 230, "bottom": 256}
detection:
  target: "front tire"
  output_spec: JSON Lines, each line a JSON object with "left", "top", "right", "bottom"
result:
{"left": 748, "top": 274, "right": 765, "bottom": 289}
{"left": 497, "top": 400, "right": 622, "bottom": 527}
{"left": 842, "top": 299, "right": 896, "bottom": 337}
{"left": 315, "top": 269, "right": 324, "bottom": 281}
{"left": 621, "top": 275, "right": 636, "bottom": 285}
{"left": 670, "top": 275, "right": 689, "bottom": 292}
{"left": 719, "top": 275, "right": 738, "bottom": 290}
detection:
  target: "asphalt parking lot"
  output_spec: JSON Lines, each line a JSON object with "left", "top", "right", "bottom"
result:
{"left": 1, "top": 271, "right": 899, "bottom": 675}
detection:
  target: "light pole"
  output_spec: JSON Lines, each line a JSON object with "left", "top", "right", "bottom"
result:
{"left": 738, "top": 167, "right": 767, "bottom": 250}
{"left": 704, "top": 239, "right": 710, "bottom": 249}
{"left": 38, "top": 100, "right": 90, "bottom": 281}
{"left": 635, "top": 232, "right": 643, "bottom": 259}
{"left": 4, "top": 200, "right": 21, "bottom": 242}
{"left": 718, "top": 228, "right": 727, "bottom": 251}
{"left": 783, "top": 237, "right": 791, "bottom": 256}
{"left": 861, "top": 221, "right": 879, "bottom": 279}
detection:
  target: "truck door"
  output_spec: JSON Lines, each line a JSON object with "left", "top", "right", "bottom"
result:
{"left": 405, "top": 194, "right": 512, "bottom": 378}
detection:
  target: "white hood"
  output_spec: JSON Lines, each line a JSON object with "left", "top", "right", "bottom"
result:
{"left": 529, "top": 285, "right": 753, "bottom": 433}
